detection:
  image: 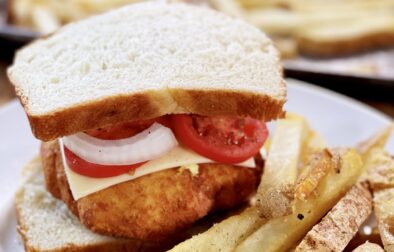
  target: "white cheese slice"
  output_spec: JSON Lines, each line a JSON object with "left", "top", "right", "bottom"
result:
{"left": 59, "top": 140, "right": 256, "bottom": 200}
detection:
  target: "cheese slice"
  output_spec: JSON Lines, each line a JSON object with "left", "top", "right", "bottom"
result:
{"left": 59, "top": 140, "right": 256, "bottom": 200}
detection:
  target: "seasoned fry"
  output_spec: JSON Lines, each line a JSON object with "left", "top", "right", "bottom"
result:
{"left": 235, "top": 148, "right": 363, "bottom": 252}
{"left": 256, "top": 115, "right": 310, "bottom": 218}
{"left": 357, "top": 125, "right": 393, "bottom": 157}
{"left": 373, "top": 188, "right": 394, "bottom": 252}
{"left": 295, "top": 149, "right": 337, "bottom": 201}
{"left": 169, "top": 207, "right": 265, "bottom": 252}
{"left": 364, "top": 145, "right": 394, "bottom": 252}
{"left": 353, "top": 241, "right": 384, "bottom": 252}
{"left": 365, "top": 148, "right": 394, "bottom": 190}
{"left": 295, "top": 183, "right": 372, "bottom": 252}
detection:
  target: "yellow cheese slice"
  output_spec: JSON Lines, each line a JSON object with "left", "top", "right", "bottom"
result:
{"left": 59, "top": 140, "right": 256, "bottom": 200}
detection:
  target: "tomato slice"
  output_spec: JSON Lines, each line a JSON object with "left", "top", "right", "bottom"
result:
{"left": 65, "top": 116, "right": 170, "bottom": 178}
{"left": 170, "top": 114, "right": 268, "bottom": 164}
{"left": 64, "top": 147, "right": 145, "bottom": 178}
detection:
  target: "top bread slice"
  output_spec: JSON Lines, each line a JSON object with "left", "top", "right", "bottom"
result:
{"left": 8, "top": 1, "right": 286, "bottom": 141}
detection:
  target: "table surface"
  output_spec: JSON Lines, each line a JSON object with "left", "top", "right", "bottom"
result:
{"left": 1, "top": 60, "right": 393, "bottom": 118}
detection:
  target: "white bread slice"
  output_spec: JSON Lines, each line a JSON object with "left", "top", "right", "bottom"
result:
{"left": 15, "top": 157, "right": 165, "bottom": 252}
{"left": 8, "top": 1, "right": 286, "bottom": 141}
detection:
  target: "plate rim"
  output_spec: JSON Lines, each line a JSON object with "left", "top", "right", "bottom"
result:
{"left": 287, "top": 78, "right": 393, "bottom": 123}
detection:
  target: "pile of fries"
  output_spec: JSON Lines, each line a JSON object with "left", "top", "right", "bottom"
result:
{"left": 169, "top": 113, "right": 394, "bottom": 252}
{"left": 210, "top": 0, "right": 394, "bottom": 58}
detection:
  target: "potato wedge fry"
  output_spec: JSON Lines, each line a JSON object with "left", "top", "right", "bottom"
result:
{"left": 373, "top": 188, "right": 394, "bottom": 252}
{"left": 353, "top": 241, "right": 384, "bottom": 252}
{"left": 364, "top": 148, "right": 394, "bottom": 190}
{"left": 295, "top": 149, "right": 337, "bottom": 201}
{"left": 357, "top": 125, "right": 393, "bottom": 158}
{"left": 169, "top": 207, "right": 265, "bottom": 252}
{"left": 235, "top": 148, "right": 363, "bottom": 252}
{"left": 295, "top": 183, "right": 372, "bottom": 252}
{"left": 256, "top": 115, "right": 310, "bottom": 218}
{"left": 365, "top": 148, "right": 394, "bottom": 252}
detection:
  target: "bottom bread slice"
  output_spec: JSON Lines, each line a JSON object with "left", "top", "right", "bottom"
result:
{"left": 14, "top": 157, "right": 164, "bottom": 252}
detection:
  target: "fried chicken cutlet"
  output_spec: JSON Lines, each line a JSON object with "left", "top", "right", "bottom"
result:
{"left": 41, "top": 141, "right": 263, "bottom": 241}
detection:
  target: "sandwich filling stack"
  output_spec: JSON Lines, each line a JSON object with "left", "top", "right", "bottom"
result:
{"left": 8, "top": 1, "right": 286, "bottom": 250}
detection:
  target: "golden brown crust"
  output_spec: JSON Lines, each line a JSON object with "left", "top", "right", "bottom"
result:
{"left": 40, "top": 141, "right": 61, "bottom": 199}
{"left": 170, "top": 88, "right": 286, "bottom": 121}
{"left": 41, "top": 141, "right": 262, "bottom": 241}
{"left": 297, "top": 31, "right": 394, "bottom": 57}
{"left": 41, "top": 141, "right": 80, "bottom": 215}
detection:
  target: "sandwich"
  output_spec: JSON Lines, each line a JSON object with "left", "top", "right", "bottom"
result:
{"left": 9, "top": 1, "right": 286, "bottom": 251}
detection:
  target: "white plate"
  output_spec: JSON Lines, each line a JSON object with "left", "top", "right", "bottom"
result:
{"left": 0, "top": 79, "right": 393, "bottom": 251}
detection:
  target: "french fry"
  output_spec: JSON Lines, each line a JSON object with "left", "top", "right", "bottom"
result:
{"left": 245, "top": 5, "right": 390, "bottom": 36}
{"left": 10, "top": 0, "right": 33, "bottom": 27}
{"left": 353, "top": 241, "right": 384, "bottom": 252}
{"left": 365, "top": 146, "right": 394, "bottom": 252}
{"left": 75, "top": 0, "right": 144, "bottom": 13}
{"left": 295, "top": 149, "right": 336, "bottom": 201}
{"left": 373, "top": 188, "right": 394, "bottom": 252}
{"left": 357, "top": 125, "right": 393, "bottom": 158}
{"left": 288, "top": 0, "right": 394, "bottom": 13}
{"left": 256, "top": 114, "right": 310, "bottom": 218}
{"left": 235, "top": 148, "right": 363, "bottom": 252}
{"left": 31, "top": 4, "right": 61, "bottom": 34}
{"left": 294, "top": 183, "right": 372, "bottom": 252}
{"left": 272, "top": 37, "right": 298, "bottom": 59}
{"left": 302, "top": 130, "right": 327, "bottom": 161}
{"left": 210, "top": 0, "right": 245, "bottom": 17}
{"left": 364, "top": 148, "right": 394, "bottom": 190}
{"left": 236, "top": 0, "right": 289, "bottom": 9}
{"left": 245, "top": 8, "right": 299, "bottom": 36}
{"left": 168, "top": 207, "right": 265, "bottom": 252}
{"left": 356, "top": 126, "right": 393, "bottom": 183}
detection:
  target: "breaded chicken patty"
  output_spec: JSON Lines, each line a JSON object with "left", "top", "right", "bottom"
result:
{"left": 41, "top": 141, "right": 263, "bottom": 241}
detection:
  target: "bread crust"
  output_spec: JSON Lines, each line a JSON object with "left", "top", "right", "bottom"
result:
{"left": 15, "top": 85, "right": 285, "bottom": 141}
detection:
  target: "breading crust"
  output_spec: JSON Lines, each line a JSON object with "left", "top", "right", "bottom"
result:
{"left": 41, "top": 141, "right": 262, "bottom": 241}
